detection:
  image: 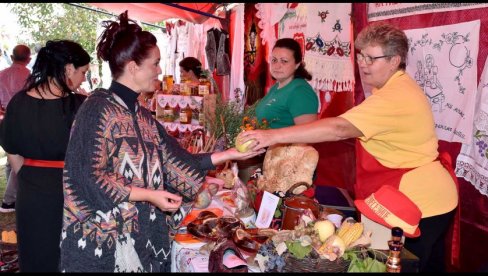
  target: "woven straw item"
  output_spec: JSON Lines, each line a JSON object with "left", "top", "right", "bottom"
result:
{"left": 281, "top": 253, "right": 351, "bottom": 273}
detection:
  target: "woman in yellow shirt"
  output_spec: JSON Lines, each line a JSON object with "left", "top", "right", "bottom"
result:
{"left": 240, "top": 22, "right": 458, "bottom": 273}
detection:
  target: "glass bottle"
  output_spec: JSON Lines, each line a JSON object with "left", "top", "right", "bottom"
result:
{"left": 386, "top": 227, "right": 404, "bottom": 273}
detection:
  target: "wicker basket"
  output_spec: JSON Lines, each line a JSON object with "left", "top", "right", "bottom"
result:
{"left": 280, "top": 253, "right": 351, "bottom": 273}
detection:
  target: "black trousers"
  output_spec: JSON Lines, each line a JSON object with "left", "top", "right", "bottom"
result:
{"left": 404, "top": 209, "right": 455, "bottom": 272}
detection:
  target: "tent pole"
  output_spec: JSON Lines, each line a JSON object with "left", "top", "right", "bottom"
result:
{"left": 161, "top": 3, "right": 226, "bottom": 21}
{"left": 66, "top": 3, "right": 166, "bottom": 31}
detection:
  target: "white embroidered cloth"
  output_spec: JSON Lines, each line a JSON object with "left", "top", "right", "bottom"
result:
{"left": 455, "top": 57, "right": 488, "bottom": 197}
{"left": 255, "top": 3, "right": 288, "bottom": 62}
{"left": 404, "top": 20, "right": 480, "bottom": 144}
{"left": 229, "top": 4, "right": 245, "bottom": 105}
{"left": 278, "top": 3, "right": 354, "bottom": 92}
{"left": 368, "top": 3, "right": 488, "bottom": 22}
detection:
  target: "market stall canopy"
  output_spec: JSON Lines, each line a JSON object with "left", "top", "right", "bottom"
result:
{"left": 88, "top": 3, "right": 223, "bottom": 24}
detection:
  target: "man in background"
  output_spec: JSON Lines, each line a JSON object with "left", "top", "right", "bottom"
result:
{"left": 0, "top": 44, "right": 31, "bottom": 213}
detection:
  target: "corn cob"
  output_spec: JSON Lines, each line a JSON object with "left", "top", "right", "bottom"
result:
{"left": 338, "top": 222, "right": 364, "bottom": 247}
{"left": 336, "top": 220, "right": 354, "bottom": 238}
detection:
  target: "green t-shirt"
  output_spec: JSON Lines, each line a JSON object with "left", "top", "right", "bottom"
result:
{"left": 256, "top": 78, "right": 318, "bottom": 129}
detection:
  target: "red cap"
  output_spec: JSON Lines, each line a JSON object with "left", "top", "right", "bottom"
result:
{"left": 354, "top": 185, "right": 422, "bottom": 238}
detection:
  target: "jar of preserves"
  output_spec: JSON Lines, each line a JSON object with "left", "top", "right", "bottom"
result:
{"left": 198, "top": 78, "right": 211, "bottom": 96}
{"left": 190, "top": 85, "right": 199, "bottom": 96}
{"left": 163, "top": 103, "right": 175, "bottom": 122}
{"left": 163, "top": 75, "right": 174, "bottom": 94}
{"left": 198, "top": 111, "right": 205, "bottom": 126}
{"left": 180, "top": 80, "right": 191, "bottom": 96}
{"left": 179, "top": 105, "right": 192, "bottom": 124}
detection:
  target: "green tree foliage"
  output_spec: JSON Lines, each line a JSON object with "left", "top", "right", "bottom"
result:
{"left": 9, "top": 3, "right": 108, "bottom": 55}
{"left": 9, "top": 3, "right": 166, "bottom": 56}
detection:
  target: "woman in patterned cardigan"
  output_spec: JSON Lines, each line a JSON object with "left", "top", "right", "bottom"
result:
{"left": 59, "top": 11, "right": 264, "bottom": 272}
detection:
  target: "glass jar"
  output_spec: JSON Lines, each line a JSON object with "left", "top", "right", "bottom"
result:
{"left": 198, "top": 111, "right": 205, "bottom": 126}
{"left": 198, "top": 78, "right": 211, "bottom": 96}
{"left": 163, "top": 75, "right": 173, "bottom": 94}
{"left": 163, "top": 103, "right": 175, "bottom": 123}
{"left": 180, "top": 80, "right": 191, "bottom": 96}
{"left": 190, "top": 85, "right": 199, "bottom": 96}
{"left": 179, "top": 105, "right": 192, "bottom": 124}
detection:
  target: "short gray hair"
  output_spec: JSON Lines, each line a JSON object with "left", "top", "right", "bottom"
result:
{"left": 355, "top": 22, "right": 408, "bottom": 70}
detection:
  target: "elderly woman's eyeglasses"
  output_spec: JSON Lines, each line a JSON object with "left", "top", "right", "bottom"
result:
{"left": 356, "top": 53, "right": 393, "bottom": 65}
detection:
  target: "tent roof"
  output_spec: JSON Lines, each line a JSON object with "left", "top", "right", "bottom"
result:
{"left": 88, "top": 3, "right": 223, "bottom": 24}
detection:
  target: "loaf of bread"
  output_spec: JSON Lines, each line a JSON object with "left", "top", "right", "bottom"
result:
{"left": 257, "top": 143, "right": 319, "bottom": 194}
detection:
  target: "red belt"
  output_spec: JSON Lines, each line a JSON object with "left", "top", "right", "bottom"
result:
{"left": 23, "top": 158, "right": 65, "bottom": 169}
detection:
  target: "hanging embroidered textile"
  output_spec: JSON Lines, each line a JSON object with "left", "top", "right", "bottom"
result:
{"left": 455, "top": 57, "right": 488, "bottom": 197}
{"left": 278, "top": 3, "right": 354, "bottom": 92}
{"left": 229, "top": 4, "right": 245, "bottom": 104}
{"left": 254, "top": 3, "right": 288, "bottom": 60}
{"left": 404, "top": 20, "right": 479, "bottom": 144}
{"left": 368, "top": 3, "right": 488, "bottom": 22}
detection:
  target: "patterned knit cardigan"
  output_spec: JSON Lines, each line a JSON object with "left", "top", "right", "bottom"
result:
{"left": 59, "top": 88, "right": 213, "bottom": 272}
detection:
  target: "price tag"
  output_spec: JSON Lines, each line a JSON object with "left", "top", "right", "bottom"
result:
{"left": 255, "top": 191, "right": 279, "bottom": 228}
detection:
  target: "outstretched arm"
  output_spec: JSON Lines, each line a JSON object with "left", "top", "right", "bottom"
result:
{"left": 210, "top": 147, "right": 266, "bottom": 166}
{"left": 239, "top": 116, "right": 363, "bottom": 150}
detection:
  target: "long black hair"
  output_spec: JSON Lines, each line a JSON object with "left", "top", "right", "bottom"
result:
{"left": 24, "top": 40, "right": 90, "bottom": 128}
{"left": 25, "top": 40, "right": 90, "bottom": 98}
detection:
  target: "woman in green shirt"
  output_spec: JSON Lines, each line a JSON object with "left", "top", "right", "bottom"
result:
{"left": 256, "top": 38, "right": 318, "bottom": 128}
{"left": 247, "top": 38, "right": 319, "bottom": 227}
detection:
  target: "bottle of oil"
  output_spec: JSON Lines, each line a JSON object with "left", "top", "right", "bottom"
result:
{"left": 386, "top": 227, "right": 404, "bottom": 273}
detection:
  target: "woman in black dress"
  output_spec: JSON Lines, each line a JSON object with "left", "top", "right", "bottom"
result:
{"left": 0, "top": 40, "right": 90, "bottom": 272}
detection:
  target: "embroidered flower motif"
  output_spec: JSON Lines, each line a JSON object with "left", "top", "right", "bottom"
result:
{"left": 327, "top": 46, "right": 335, "bottom": 56}
{"left": 336, "top": 47, "right": 344, "bottom": 57}
{"left": 317, "top": 10, "right": 329, "bottom": 23}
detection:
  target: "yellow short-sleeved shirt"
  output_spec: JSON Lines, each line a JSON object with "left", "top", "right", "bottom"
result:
{"left": 340, "top": 71, "right": 458, "bottom": 218}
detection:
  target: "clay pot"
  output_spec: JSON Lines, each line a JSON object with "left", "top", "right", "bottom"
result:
{"left": 281, "top": 196, "right": 320, "bottom": 230}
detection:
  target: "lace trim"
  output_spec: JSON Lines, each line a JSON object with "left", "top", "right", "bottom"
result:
{"left": 455, "top": 160, "right": 488, "bottom": 197}
{"left": 156, "top": 94, "right": 204, "bottom": 109}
